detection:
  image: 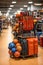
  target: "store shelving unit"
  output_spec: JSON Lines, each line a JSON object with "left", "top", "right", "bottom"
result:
{"left": 2, "top": 20, "right": 8, "bottom": 29}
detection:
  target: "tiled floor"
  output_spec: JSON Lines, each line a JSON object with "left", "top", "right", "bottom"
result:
{"left": 0, "top": 26, "right": 43, "bottom": 65}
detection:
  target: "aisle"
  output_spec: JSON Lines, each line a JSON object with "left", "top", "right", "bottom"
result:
{"left": 0, "top": 26, "right": 43, "bottom": 65}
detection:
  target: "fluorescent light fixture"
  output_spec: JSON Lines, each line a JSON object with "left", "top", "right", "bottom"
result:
{"left": 10, "top": 5, "right": 14, "bottom": 7}
{"left": 28, "top": 1, "right": 33, "bottom": 4}
{"left": 12, "top": 1, "right": 16, "bottom": 4}
{"left": 9, "top": 8, "right": 12, "bottom": 10}
{"left": 20, "top": 8, "right": 23, "bottom": 10}
{"left": 24, "top": 5, "right": 28, "bottom": 7}
{"left": 34, "top": 3, "right": 42, "bottom": 6}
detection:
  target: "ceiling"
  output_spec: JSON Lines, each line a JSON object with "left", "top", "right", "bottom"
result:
{"left": 0, "top": 0, "right": 43, "bottom": 14}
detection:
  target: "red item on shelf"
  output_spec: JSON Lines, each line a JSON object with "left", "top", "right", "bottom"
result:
{"left": 40, "top": 36, "right": 43, "bottom": 47}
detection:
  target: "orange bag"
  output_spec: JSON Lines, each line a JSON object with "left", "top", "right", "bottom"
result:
{"left": 23, "top": 16, "right": 34, "bottom": 31}
{"left": 27, "top": 38, "right": 34, "bottom": 56}
{"left": 27, "top": 38, "right": 38, "bottom": 56}
{"left": 22, "top": 19, "right": 27, "bottom": 31}
{"left": 33, "top": 38, "right": 38, "bottom": 55}
{"left": 27, "top": 16, "right": 34, "bottom": 30}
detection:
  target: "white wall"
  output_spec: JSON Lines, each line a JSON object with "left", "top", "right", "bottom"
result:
{"left": 27, "top": 5, "right": 42, "bottom": 11}
{"left": 33, "top": 6, "right": 42, "bottom": 10}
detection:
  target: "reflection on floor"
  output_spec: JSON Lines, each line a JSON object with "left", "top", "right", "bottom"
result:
{"left": 0, "top": 26, "right": 43, "bottom": 65}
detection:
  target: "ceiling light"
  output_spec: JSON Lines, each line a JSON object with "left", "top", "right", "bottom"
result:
{"left": 12, "top": 1, "right": 16, "bottom": 4}
{"left": 34, "top": 3, "right": 42, "bottom": 6}
{"left": 24, "top": 5, "right": 28, "bottom": 7}
{"left": 20, "top": 8, "right": 23, "bottom": 10}
{"left": 9, "top": 8, "right": 12, "bottom": 10}
{"left": 10, "top": 5, "right": 14, "bottom": 7}
{"left": 28, "top": 1, "right": 33, "bottom": 4}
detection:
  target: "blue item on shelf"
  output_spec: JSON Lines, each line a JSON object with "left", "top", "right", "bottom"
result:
{"left": 11, "top": 48, "right": 16, "bottom": 53}
{"left": 36, "top": 32, "right": 43, "bottom": 36}
{"left": 8, "top": 42, "right": 15, "bottom": 50}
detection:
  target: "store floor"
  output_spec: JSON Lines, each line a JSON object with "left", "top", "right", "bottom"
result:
{"left": 0, "top": 26, "right": 43, "bottom": 65}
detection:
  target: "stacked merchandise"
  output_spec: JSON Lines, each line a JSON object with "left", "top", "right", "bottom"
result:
{"left": 8, "top": 39, "right": 22, "bottom": 58}
{"left": 27, "top": 38, "right": 38, "bottom": 56}
{"left": 8, "top": 11, "right": 38, "bottom": 58}
{"left": 8, "top": 37, "right": 38, "bottom": 58}
{"left": 0, "top": 15, "right": 8, "bottom": 29}
{"left": 12, "top": 13, "right": 35, "bottom": 36}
